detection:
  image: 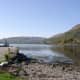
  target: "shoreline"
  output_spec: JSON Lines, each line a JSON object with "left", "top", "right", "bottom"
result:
{"left": 0, "top": 46, "right": 80, "bottom": 80}
{"left": 1, "top": 62, "right": 80, "bottom": 80}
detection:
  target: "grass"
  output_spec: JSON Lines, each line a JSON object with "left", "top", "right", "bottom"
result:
{"left": 0, "top": 72, "right": 22, "bottom": 80}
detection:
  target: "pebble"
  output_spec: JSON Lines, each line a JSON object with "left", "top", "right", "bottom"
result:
{"left": 6, "top": 63, "right": 80, "bottom": 80}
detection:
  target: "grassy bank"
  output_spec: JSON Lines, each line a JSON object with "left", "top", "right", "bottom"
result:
{"left": 0, "top": 72, "right": 21, "bottom": 80}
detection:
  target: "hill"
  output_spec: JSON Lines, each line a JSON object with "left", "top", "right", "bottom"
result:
{"left": 48, "top": 24, "right": 80, "bottom": 45}
{"left": 0, "top": 37, "right": 46, "bottom": 44}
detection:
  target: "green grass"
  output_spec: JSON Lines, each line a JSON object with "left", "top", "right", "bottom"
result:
{"left": 0, "top": 72, "right": 21, "bottom": 80}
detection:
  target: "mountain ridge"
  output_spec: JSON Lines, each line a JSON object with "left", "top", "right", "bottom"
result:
{"left": 48, "top": 24, "right": 80, "bottom": 44}
{"left": 0, "top": 37, "right": 46, "bottom": 44}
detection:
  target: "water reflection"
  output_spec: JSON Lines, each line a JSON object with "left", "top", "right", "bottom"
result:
{"left": 51, "top": 45, "right": 80, "bottom": 65}
{"left": 10, "top": 44, "right": 73, "bottom": 64}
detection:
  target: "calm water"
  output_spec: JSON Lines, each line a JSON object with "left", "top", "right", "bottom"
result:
{"left": 10, "top": 44, "right": 73, "bottom": 64}
{"left": 51, "top": 45, "right": 80, "bottom": 65}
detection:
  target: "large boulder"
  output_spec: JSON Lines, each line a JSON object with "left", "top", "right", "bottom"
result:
{"left": 0, "top": 47, "right": 18, "bottom": 61}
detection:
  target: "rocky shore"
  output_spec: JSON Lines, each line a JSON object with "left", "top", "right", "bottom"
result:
{"left": 1, "top": 62, "right": 79, "bottom": 80}
{"left": 0, "top": 47, "right": 80, "bottom": 80}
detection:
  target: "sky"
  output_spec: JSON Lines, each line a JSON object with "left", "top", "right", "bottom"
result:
{"left": 0, "top": 0, "right": 80, "bottom": 39}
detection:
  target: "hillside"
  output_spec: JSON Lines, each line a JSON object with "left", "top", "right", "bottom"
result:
{"left": 0, "top": 37, "right": 46, "bottom": 44}
{"left": 48, "top": 24, "right": 80, "bottom": 44}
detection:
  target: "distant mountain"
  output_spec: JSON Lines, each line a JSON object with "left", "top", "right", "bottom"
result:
{"left": 48, "top": 24, "right": 80, "bottom": 44}
{"left": 0, "top": 37, "right": 46, "bottom": 44}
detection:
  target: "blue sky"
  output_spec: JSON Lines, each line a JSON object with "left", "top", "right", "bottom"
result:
{"left": 0, "top": 0, "right": 80, "bottom": 39}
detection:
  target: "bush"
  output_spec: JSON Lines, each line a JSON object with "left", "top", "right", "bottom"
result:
{"left": 4, "top": 54, "right": 10, "bottom": 61}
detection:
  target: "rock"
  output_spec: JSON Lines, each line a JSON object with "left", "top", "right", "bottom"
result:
{"left": 8, "top": 53, "right": 38, "bottom": 65}
{"left": 0, "top": 47, "right": 18, "bottom": 61}
{"left": 2, "top": 62, "right": 80, "bottom": 80}
{"left": 0, "top": 61, "right": 8, "bottom": 67}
